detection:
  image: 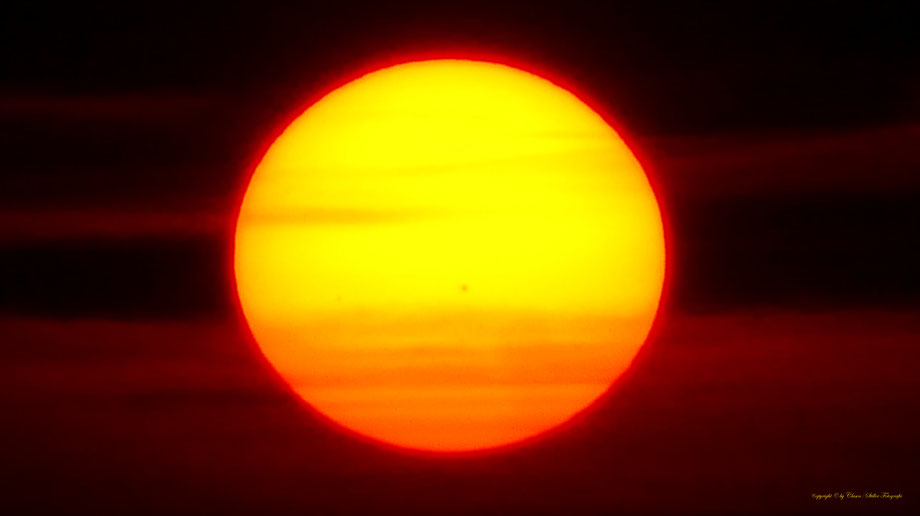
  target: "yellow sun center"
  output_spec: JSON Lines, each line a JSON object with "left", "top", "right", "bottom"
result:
{"left": 234, "top": 59, "right": 665, "bottom": 451}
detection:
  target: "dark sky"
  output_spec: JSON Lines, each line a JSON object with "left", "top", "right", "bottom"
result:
{"left": 1, "top": 4, "right": 919, "bottom": 515}
{"left": 2, "top": 2, "right": 918, "bottom": 319}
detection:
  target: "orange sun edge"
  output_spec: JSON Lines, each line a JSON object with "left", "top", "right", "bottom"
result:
{"left": 224, "top": 52, "right": 673, "bottom": 458}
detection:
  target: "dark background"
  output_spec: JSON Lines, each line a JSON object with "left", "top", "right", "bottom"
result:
{"left": 1, "top": 2, "right": 918, "bottom": 515}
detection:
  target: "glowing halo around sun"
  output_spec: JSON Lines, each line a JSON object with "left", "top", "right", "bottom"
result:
{"left": 234, "top": 59, "right": 665, "bottom": 452}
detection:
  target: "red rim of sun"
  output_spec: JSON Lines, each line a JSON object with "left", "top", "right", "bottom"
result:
{"left": 231, "top": 57, "right": 670, "bottom": 454}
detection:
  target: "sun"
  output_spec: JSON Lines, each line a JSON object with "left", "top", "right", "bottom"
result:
{"left": 234, "top": 59, "right": 665, "bottom": 452}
